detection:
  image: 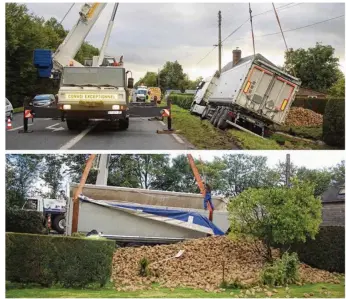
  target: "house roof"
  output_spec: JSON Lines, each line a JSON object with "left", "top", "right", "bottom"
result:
{"left": 321, "top": 185, "right": 345, "bottom": 203}
{"left": 221, "top": 53, "right": 277, "bottom": 74}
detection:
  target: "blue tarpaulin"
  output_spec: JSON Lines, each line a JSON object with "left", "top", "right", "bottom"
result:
{"left": 79, "top": 195, "right": 224, "bottom": 236}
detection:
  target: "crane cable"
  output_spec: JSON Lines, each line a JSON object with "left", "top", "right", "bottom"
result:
{"left": 272, "top": 3, "right": 297, "bottom": 77}
{"left": 59, "top": 3, "right": 75, "bottom": 25}
{"left": 249, "top": 3, "right": 256, "bottom": 57}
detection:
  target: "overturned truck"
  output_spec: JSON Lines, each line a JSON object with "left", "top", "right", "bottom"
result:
{"left": 65, "top": 184, "right": 229, "bottom": 246}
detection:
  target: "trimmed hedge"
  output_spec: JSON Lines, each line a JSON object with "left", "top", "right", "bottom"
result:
{"left": 292, "top": 97, "right": 329, "bottom": 115}
{"left": 322, "top": 98, "right": 345, "bottom": 148}
{"left": 291, "top": 226, "right": 345, "bottom": 273}
{"left": 168, "top": 94, "right": 194, "bottom": 110}
{"left": 6, "top": 233, "right": 115, "bottom": 287}
{"left": 6, "top": 208, "right": 48, "bottom": 234}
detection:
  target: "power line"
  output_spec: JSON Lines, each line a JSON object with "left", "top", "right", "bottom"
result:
{"left": 252, "top": 3, "right": 301, "bottom": 18}
{"left": 257, "top": 14, "right": 344, "bottom": 38}
{"left": 59, "top": 3, "right": 75, "bottom": 25}
{"left": 222, "top": 14, "right": 344, "bottom": 43}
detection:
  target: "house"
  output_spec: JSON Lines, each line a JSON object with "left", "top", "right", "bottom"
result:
{"left": 296, "top": 87, "right": 327, "bottom": 99}
{"left": 321, "top": 185, "right": 345, "bottom": 226}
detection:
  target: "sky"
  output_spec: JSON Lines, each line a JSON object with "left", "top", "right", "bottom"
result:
{"left": 24, "top": 2, "right": 345, "bottom": 81}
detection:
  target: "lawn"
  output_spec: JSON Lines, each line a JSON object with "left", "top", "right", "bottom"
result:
{"left": 6, "top": 280, "right": 345, "bottom": 298}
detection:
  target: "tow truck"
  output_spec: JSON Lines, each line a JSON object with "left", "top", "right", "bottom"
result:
{"left": 21, "top": 3, "right": 174, "bottom": 133}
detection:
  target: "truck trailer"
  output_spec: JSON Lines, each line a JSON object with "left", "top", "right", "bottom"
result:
{"left": 190, "top": 48, "right": 302, "bottom": 136}
{"left": 65, "top": 183, "right": 229, "bottom": 246}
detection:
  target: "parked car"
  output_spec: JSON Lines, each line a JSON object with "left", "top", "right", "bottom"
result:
{"left": 6, "top": 98, "right": 13, "bottom": 120}
{"left": 32, "top": 94, "right": 56, "bottom": 107}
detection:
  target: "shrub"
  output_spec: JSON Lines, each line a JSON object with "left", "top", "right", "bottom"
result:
{"left": 139, "top": 257, "right": 150, "bottom": 277}
{"left": 6, "top": 208, "right": 48, "bottom": 234}
{"left": 6, "top": 233, "right": 115, "bottom": 288}
{"left": 168, "top": 94, "right": 194, "bottom": 110}
{"left": 322, "top": 98, "right": 345, "bottom": 148}
{"left": 291, "top": 226, "right": 345, "bottom": 273}
{"left": 261, "top": 252, "right": 300, "bottom": 286}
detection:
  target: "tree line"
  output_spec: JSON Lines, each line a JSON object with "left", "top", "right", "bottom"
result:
{"left": 6, "top": 154, "right": 344, "bottom": 208}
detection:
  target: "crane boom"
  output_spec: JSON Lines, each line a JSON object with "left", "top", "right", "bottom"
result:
{"left": 53, "top": 3, "right": 107, "bottom": 71}
{"left": 187, "top": 154, "right": 213, "bottom": 221}
{"left": 96, "top": 3, "right": 119, "bottom": 66}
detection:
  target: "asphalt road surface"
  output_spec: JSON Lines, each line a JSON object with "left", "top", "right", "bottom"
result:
{"left": 6, "top": 113, "right": 194, "bottom": 150}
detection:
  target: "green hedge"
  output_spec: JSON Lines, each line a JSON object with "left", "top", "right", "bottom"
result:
{"left": 291, "top": 226, "right": 345, "bottom": 273}
{"left": 322, "top": 98, "right": 345, "bottom": 148}
{"left": 6, "top": 208, "right": 48, "bottom": 234}
{"left": 168, "top": 94, "right": 194, "bottom": 110}
{"left": 6, "top": 233, "right": 115, "bottom": 287}
{"left": 292, "top": 98, "right": 329, "bottom": 115}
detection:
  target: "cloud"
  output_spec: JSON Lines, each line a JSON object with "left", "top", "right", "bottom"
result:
{"left": 25, "top": 2, "right": 345, "bottom": 79}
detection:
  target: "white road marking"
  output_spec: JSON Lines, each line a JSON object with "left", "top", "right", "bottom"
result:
{"left": 46, "top": 123, "right": 60, "bottom": 129}
{"left": 8, "top": 124, "right": 33, "bottom": 132}
{"left": 159, "top": 120, "right": 184, "bottom": 144}
{"left": 44, "top": 118, "right": 51, "bottom": 120}
{"left": 59, "top": 126, "right": 94, "bottom": 150}
{"left": 172, "top": 134, "right": 184, "bottom": 144}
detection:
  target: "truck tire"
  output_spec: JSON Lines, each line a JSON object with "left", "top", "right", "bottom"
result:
{"left": 52, "top": 214, "right": 65, "bottom": 234}
{"left": 201, "top": 107, "right": 209, "bottom": 120}
{"left": 217, "top": 109, "right": 228, "bottom": 130}
{"left": 190, "top": 103, "right": 195, "bottom": 115}
{"left": 119, "top": 118, "right": 129, "bottom": 130}
{"left": 212, "top": 108, "right": 222, "bottom": 127}
{"left": 210, "top": 108, "right": 218, "bottom": 124}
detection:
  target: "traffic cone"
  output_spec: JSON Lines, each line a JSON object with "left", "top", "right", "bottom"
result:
{"left": 6, "top": 118, "right": 12, "bottom": 130}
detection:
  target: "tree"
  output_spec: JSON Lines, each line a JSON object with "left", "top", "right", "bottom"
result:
{"left": 134, "top": 72, "right": 158, "bottom": 88}
{"left": 6, "top": 154, "right": 44, "bottom": 207}
{"left": 40, "top": 155, "right": 65, "bottom": 198}
{"left": 228, "top": 179, "right": 322, "bottom": 261}
{"left": 159, "top": 61, "right": 185, "bottom": 91}
{"left": 331, "top": 160, "right": 345, "bottom": 186}
{"left": 296, "top": 167, "right": 332, "bottom": 197}
{"left": 284, "top": 43, "right": 340, "bottom": 92}
{"left": 220, "top": 154, "right": 280, "bottom": 197}
{"left": 328, "top": 73, "right": 345, "bottom": 97}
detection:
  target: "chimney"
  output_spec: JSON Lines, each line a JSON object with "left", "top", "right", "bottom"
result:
{"left": 232, "top": 47, "right": 241, "bottom": 67}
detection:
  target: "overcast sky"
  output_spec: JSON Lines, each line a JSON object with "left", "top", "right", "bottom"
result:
{"left": 25, "top": 2, "right": 345, "bottom": 81}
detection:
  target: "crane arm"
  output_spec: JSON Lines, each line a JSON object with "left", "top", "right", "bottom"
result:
{"left": 187, "top": 154, "right": 205, "bottom": 196}
{"left": 96, "top": 3, "right": 119, "bottom": 66}
{"left": 52, "top": 3, "right": 107, "bottom": 71}
{"left": 187, "top": 154, "right": 213, "bottom": 222}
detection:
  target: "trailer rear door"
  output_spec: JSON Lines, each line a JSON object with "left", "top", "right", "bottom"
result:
{"left": 238, "top": 65, "right": 298, "bottom": 124}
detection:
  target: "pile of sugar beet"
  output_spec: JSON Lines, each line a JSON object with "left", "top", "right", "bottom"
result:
{"left": 112, "top": 236, "right": 340, "bottom": 292}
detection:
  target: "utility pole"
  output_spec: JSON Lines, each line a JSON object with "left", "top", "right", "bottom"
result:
{"left": 285, "top": 153, "right": 290, "bottom": 187}
{"left": 218, "top": 11, "right": 222, "bottom": 73}
{"left": 157, "top": 68, "right": 160, "bottom": 88}
{"left": 96, "top": 154, "right": 110, "bottom": 186}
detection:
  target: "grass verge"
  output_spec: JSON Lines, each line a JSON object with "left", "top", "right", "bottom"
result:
{"left": 6, "top": 280, "right": 345, "bottom": 298}
{"left": 227, "top": 130, "right": 282, "bottom": 150}
{"left": 169, "top": 105, "right": 238, "bottom": 149}
{"left": 13, "top": 107, "right": 23, "bottom": 113}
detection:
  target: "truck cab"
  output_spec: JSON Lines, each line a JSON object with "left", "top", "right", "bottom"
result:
{"left": 136, "top": 86, "right": 148, "bottom": 102}
{"left": 22, "top": 197, "right": 66, "bottom": 234}
{"left": 58, "top": 66, "right": 133, "bottom": 130}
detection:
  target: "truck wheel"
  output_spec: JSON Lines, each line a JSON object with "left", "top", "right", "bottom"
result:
{"left": 210, "top": 108, "right": 218, "bottom": 124}
{"left": 212, "top": 108, "right": 222, "bottom": 126}
{"left": 201, "top": 107, "right": 208, "bottom": 120}
{"left": 52, "top": 215, "right": 65, "bottom": 234}
{"left": 119, "top": 119, "right": 129, "bottom": 130}
{"left": 66, "top": 119, "right": 80, "bottom": 130}
{"left": 217, "top": 110, "right": 228, "bottom": 130}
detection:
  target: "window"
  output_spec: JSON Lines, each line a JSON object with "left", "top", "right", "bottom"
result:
{"left": 338, "top": 187, "right": 345, "bottom": 195}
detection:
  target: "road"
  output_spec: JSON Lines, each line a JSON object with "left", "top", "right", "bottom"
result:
{"left": 6, "top": 113, "right": 194, "bottom": 150}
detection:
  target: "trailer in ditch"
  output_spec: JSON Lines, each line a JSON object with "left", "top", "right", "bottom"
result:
{"left": 65, "top": 184, "right": 229, "bottom": 246}
{"left": 190, "top": 48, "right": 302, "bottom": 136}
